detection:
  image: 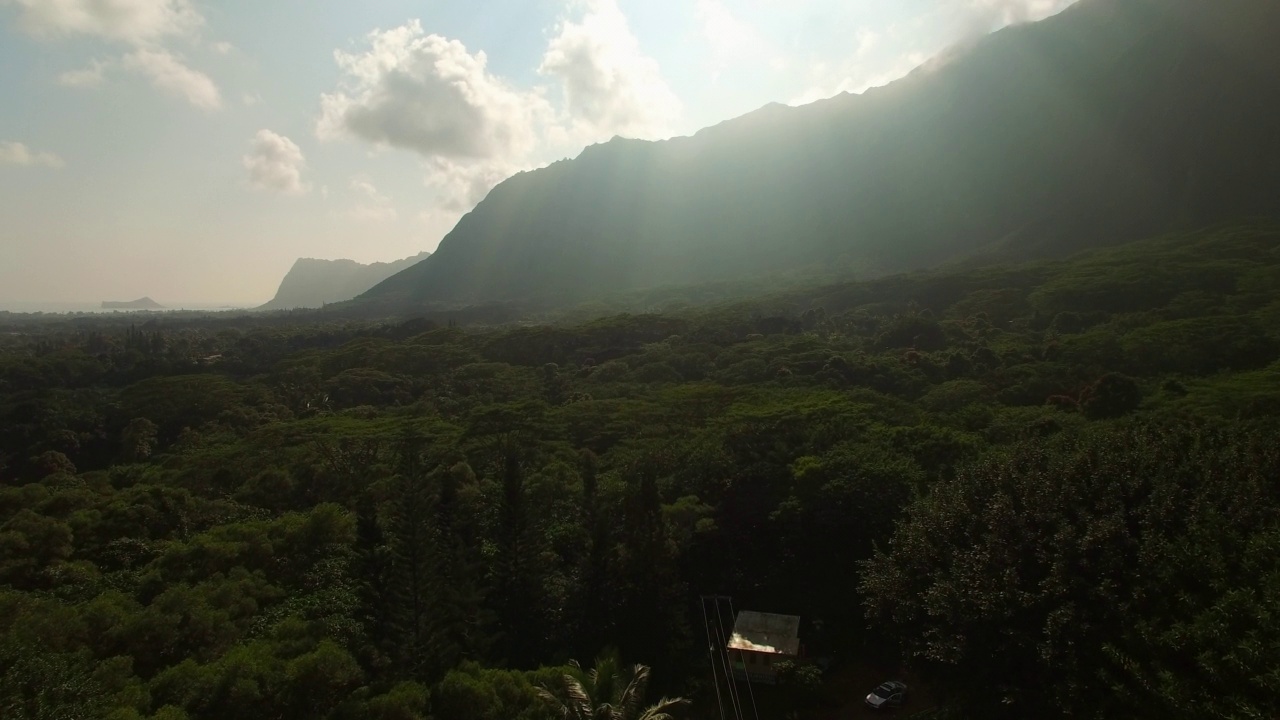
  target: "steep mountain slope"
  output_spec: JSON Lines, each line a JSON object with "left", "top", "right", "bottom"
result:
{"left": 259, "top": 252, "right": 430, "bottom": 310}
{"left": 363, "top": 0, "right": 1280, "bottom": 309}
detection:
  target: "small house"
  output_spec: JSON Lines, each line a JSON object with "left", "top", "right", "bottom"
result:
{"left": 726, "top": 611, "right": 801, "bottom": 685}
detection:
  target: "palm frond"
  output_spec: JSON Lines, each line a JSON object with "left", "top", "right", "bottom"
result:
{"left": 537, "top": 672, "right": 600, "bottom": 720}
{"left": 618, "top": 663, "right": 651, "bottom": 718}
{"left": 535, "top": 684, "right": 573, "bottom": 719}
{"left": 636, "top": 696, "right": 691, "bottom": 720}
{"left": 564, "top": 674, "right": 596, "bottom": 718}
{"left": 553, "top": 655, "right": 685, "bottom": 720}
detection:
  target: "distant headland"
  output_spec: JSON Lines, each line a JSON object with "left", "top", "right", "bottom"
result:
{"left": 258, "top": 251, "right": 431, "bottom": 310}
{"left": 101, "top": 297, "right": 164, "bottom": 310}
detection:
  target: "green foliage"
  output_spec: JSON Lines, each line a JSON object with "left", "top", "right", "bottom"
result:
{"left": 1080, "top": 372, "right": 1143, "bottom": 419}
{"left": 148, "top": 630, "right": 364, "bottom": 719}
{"left": 862, "top": 421, "right": 1280, "bottom": 719}
{"left": 0, "top": 509, "right": 74, "bottom": 588}
{"left": 122, "top": 418, "right": 160, "bottom": 463}
{"left": 351, "top": 681, "right": 430, "bottom": 720}
{"left": 434, "top": 662, "right": 558, "bottom": 720}
{"left": 1, "top": 224, "right": 1279, "bottom": 718}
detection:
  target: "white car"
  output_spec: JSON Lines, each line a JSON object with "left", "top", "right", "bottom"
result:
{"left": 865, "top": 680, "right": 907, "bottom": 710}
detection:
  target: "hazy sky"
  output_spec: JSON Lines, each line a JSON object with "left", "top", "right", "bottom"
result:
{"left": 0, "top": 0, "right": 1076, "bottom": 306}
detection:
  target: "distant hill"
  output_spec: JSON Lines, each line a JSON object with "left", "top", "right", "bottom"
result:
{"left": 359, "top": 0, "right": 1280, "bottom": 311}
{"left": 259, "top": 252, "right": 431, "bottom": 310}
{"left": 102, "top": 297, "right": 163, "bottom": 310}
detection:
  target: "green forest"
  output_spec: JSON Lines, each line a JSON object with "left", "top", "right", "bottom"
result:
{"left": 2, "top": 223, "right": 1280, "bottom": 719}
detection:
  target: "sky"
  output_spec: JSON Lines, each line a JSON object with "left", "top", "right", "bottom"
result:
{"left": 0, "top": 0, "right": 1078, "bottom": 307}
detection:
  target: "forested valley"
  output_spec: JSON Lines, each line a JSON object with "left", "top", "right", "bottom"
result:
{"left": 3, "top": 223, "right": 1280, "bottom": 719}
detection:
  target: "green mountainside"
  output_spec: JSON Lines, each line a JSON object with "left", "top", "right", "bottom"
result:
{"left": 258, "top": 252, "right": 431, "bottom": 311}
{"left": 359, "top": 0, "right": 1280, "bottom": 311}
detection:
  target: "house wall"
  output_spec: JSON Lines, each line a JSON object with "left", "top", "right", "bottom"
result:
{"left": 729, "top": 649, "right": 786, "bottom": 685}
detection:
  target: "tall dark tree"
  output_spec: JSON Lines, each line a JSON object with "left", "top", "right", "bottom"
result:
{"left": 431, "top": 460, "right": 492, "bottom": 667}
{"left": 383, "top": 436, "right": 442, "bottom": 679}
{"left": 613, "top": 460, "right": 687, "bottom": 676}
{"left": 542, "top": 363, "right": 567, "bottom": 406}
{"left": 572, "top": 449, "right": 613, "bottom": 659}
{"left": 387, "top": 443, "right": 492, "bottom": 682}
{"left": 353, "top": 491, "right": 396, "bottom": 671}
{"left": 489, "top": 437, "right": 545, "bottom": 668}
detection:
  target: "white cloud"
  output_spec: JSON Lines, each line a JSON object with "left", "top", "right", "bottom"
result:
{"left": 791, "top": 43, "right": 924, "bottom": 106}
{"left": 411, "top": 157, "right": 523, "bottom": 236}
{"left": 318, "top": 20, "right": 554, "bottom": 162}
{"left": 9, "top": 0, "right": 223, "bottom": 110}
{"left": 539, "top": 0, "right": 680, "bottom": 141}
{"left": 788, "top": 0, "right": 1077, "bottom": 107}
{"left": 423, "top": 157, "right": 519, "bottom": 213}
{"left": 346, "top": 176, "right": 397, "bottom": 222}
{"left": 319, "top": 4, "right": 681, "bottom": 225}
{"left": 0, "top": 141, "right": 65, "bottom": 168}
{"left": 243, "top": 130, "right": 308, "bottom": 195}
{"left": 1, "top": 0, "right": 202, "bottom": 44}
{"left": 956, "top": 0, "right": 1076, "bottom": 37}
{"left": 57, "top": 58, "right": 110, "bottom": 87}
{"left": 695, "top": 0, "right": 762, "bottom": 80}
{"left": 121, "top": 49, "right": 221, "bottom": 109}
{"left": 242, "top": 92, "right": 261, "bottom": 106}
{"left": 211, "top": 40, "right": 233, "bottom": 55}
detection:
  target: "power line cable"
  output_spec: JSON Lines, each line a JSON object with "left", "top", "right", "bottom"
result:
{"left": 726, "top": 596, "right": 760, "bottom": 720}
{"left": 715, "top": 612, "right": 745, "bottom": 720}
{"left": 712, "top": 597, "right": 746, "bottom": 720}
{"left": 699, "top": 596, "right": 726, "bottom": 720}
{"left": 707, "top": 596, "right": 744, "bottom": 720}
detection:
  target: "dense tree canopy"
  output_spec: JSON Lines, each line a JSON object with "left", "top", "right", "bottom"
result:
{"left": 1, "top": 224, "right": 1278, "bottom": 718}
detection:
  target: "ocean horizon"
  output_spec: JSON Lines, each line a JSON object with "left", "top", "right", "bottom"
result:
{"left": 0, "top": 301, "right": 255, "bottom": 315}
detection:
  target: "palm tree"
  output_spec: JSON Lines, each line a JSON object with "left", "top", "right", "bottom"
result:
{"left": 536, "top": 648, "right": 688, "bottom": 720}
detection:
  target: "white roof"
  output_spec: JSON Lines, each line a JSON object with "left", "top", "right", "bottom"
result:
{"left": 727, "top": 611, "right": 801, "bottom": 656}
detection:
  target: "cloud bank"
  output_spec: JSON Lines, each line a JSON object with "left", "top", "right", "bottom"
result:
{"left": 318, "top": 21, "right": 553, "bottom": 162}
{"left": 347, "top": 176, "right": 397, "bottom": 222}
{"left": 961, "top": 0, "right": 1077, "bottom": 33}
{"left": 122, "top": 49, "right": 221, "bottom": 109}
{"left": 57, "top": 58, "right": 109, "bottom": 87}
{"left": 695, "top": 0, "right": 763, "bottom": 80}
{"left": 539, "top": 0, "right": 681, "bottom": 140}
{"left": 791, "top": 0, "right": 1078, "bottom": 105}
{"left": 1, "top": 0, "right": 201, "bottom": 43}
{"left": 8, "top": 0, "right": 222, "bottom": 110}
{"left": 318, "top": 0, "right": 681, "bottom": 220}
{"left": 0, "top": 141, "right": 65, "bottom": 168}
{"left": 244, "top": 130, "right": 308, "bottom": 195}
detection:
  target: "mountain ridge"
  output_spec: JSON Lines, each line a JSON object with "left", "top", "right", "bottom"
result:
{"left": 359, "top": 0, "right": 1280, "bottom": 311}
